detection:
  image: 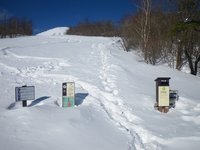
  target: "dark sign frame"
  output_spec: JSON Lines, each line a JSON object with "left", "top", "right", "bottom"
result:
{"left": 15, "top": 86, "right": 35, "bottom": 102}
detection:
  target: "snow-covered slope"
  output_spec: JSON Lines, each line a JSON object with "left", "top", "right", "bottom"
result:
{"left": 0, "top": 34, "right": 200, "bottom": 150}
{"left": 37, "top": 27, "right": 69, "bottom": 36}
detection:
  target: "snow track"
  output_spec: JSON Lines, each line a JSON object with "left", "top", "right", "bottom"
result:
{"left": 92, "top": 43, "right": 159, "bottom": 150}
{"left": 1, "top": 46, "right": 69, "bottom": 63}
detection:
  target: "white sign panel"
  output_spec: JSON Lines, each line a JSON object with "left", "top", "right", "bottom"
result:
{"left": 158, "top": 86, "right": 169, "bottom": 106}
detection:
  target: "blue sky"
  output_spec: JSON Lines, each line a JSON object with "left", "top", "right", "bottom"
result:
{"left": 0, "top": 0, "right": 136, "bottom": 34}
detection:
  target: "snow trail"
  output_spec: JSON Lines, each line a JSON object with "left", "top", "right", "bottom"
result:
{"left": 1, "top": 47, "right": 68, "bottom": 63}
{"left": 89, "top": 42, "right": 160, "bottom": 150}
{"left": 0, "top": 46, "right": 10, "bottom": 55}
{"left": 0, "top": 62, "right": 20, "bottom": 74}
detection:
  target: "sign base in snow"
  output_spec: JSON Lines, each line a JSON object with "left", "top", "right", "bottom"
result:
{"left": 62, "top": 82, "right": 75, "bottom": 107}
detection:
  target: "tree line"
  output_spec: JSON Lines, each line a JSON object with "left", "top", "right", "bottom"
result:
{"left": 0, "top": 16, "right": 33, "bottom": 38}
{"left": 67, "top": 19, "right": 117, "bottom": 37}
{"left": 120, "top": 0, "right": 200, "bottom": 76}
{"left": 67, "top": 0, "right": 200, "bottom": 76}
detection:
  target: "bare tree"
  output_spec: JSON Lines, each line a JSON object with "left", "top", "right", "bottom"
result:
{"left": 132, "top": 0, "right": 152, "bottom": 62}
{"left": 141, "top": 0, "right": 151, "bottom": 62}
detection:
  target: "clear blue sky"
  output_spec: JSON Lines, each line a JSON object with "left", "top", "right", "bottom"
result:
{"left": 0, "top": 0, "right": 136, "bottom": 34}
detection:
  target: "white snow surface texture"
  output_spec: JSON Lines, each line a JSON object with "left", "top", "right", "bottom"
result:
{"left": 0, "top": 27, "right": 200, "bottom": 150}
{"left": 37, "top": 27, "right": 69, "bottom": 36}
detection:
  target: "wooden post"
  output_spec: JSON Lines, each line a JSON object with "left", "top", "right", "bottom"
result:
{"left": 22, "top": 100, "right": 27, "bottom": 107}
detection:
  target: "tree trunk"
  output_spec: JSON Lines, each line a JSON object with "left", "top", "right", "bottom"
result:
{"left": 185, "top": 49, "right": 196, "bottom": 75}
{"left": 176, "top": 45, "right": 183, "bottom": 70}
{"left": 140, "top": 0, "right": 151, "bottom": 62}
{"left": 194, "top": 56, "right": 200, "bottom": 75}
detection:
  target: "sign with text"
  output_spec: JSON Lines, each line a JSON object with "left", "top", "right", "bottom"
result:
{"left": 158, "top": 86, "right": 169, "bottom": 106}
{"left": 62, "top": 82, "right": 75, "bottom": 107}
{"left": 15, "top": 86, "right": 35, "bottom": 102}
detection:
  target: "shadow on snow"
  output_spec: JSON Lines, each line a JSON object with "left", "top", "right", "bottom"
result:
{"left": 28, "top": 96, "right": 51, "bottom": 107}
{"left": 7, "top": 93, "right": 89, "bottom": 109}
{"left": 75, "top": 93, "right": 89, "bottom": 106}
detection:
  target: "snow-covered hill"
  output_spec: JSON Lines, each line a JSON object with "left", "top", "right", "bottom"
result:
{"left": 0, "top": 31, "right": 200, "bottom": 150}
{"left": 37, "top": 27, "right": 69, "bottom": 36}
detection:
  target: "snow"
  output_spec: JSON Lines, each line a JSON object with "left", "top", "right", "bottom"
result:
{"left": 0, "top": 28, "right": 200, "bottom": 150}
{"left": 37, "top": 27, "right": 69, "bottom": 36}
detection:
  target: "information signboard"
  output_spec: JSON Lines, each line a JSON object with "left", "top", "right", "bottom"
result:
{"left": 15, "top": 86, "right": 35, "bottom": 101}
{"left": 62, "top": 82, "right": 75, "bottom": 107}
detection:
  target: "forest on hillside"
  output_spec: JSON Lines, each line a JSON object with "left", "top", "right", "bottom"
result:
{"left": 0, "top": 16, "right": 33, "bottom": 38}
{"left": 68, "top": 0, "right": 200, "bottom": 76}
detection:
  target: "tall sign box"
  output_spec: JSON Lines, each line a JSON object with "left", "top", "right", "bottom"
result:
{"left": 155, "top": 77, "right": 170, "bottom": 113}
{"left": 62, "top": 82, "right": 75, "bottom": 107}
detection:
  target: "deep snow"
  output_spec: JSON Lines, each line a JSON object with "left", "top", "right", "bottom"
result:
{"left": 0, "top": 28, "right": 200, "bottom": 150}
